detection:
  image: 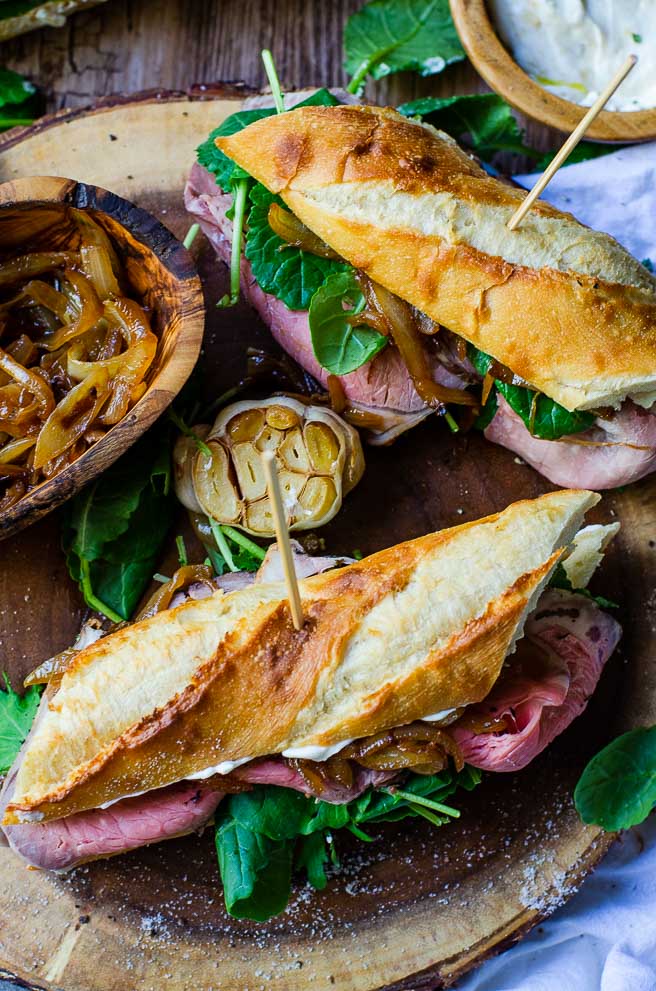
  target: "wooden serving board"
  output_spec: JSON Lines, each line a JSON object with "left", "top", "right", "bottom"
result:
{"left": 0, "top": 92, "right": 655, "bottom": 991}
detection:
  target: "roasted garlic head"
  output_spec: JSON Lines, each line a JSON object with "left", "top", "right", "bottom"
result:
{"left": 173, "top": 397, "right": 365, "bottom": 536}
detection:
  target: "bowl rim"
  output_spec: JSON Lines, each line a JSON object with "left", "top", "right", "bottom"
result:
{"left": 0, "top": 174, "right": 205, "bottom": 539}
{"left": 450, "top": 0, "right": 656, "bottom": 142}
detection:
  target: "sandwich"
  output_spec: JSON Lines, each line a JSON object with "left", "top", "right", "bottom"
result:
{"left": 1, "top": 490, "right": 621, "bottom": 917}
{"left": 186, "top": 96, "right": 656, "bottom": 487}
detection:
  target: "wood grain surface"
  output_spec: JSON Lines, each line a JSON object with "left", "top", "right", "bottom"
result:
{"left": 0, "top": 5, "right": 653, "bottom": 991}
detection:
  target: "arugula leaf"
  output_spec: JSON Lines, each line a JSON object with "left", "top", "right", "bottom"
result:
{"left": 575, "top": 726, "right": 656, "bottom": 831}
{"left": 549, "top": 562, "right": 619, "bottom": 610}
{"left": 468, "top": 345, "right": 595, "bottom": 441}
{"left": 344, "top": 0, "right": 464, "bottom": 94}
{"left": 216, "top": 818, "right": 293, "bottom": 921}
{"left": 214, "top": 766, "right": 479, "bottom": 919}
{"left": 308, "top": 269, "right": 388, "bottom": 374}
{"left": 245, "top": 184, "right": 348, "bottom": 311}
{"left": 0, "top": 675, "right": 42, "bottom": 775}
{"left": 63, "top": 427, "right": 176, "bottom": 622}
{"left": 398, "top": 92, "right": 538, "bottom": 160}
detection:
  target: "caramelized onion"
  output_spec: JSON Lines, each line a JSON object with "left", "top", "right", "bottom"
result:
{"left": 362, "top": 280, "right": 476, "bottom": 409}
{"left": 135, "top": 564, "right": 214, "bottom": 621}
{"left": 267, "top": 203, "right": 341, "bottom": 260}
{"left": 0, "top": 214, "right": 159, "bottom": 512}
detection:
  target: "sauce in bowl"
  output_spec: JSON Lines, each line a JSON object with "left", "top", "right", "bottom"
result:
{"left": 488, "top": 0, "right": 655, "bottom": 111}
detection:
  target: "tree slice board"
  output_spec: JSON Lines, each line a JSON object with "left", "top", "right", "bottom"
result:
{"left": 0, "top": 92, "right": 654, "bottom": 991}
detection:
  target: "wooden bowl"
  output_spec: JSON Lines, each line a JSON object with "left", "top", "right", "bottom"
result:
{"left": 450, "top": 0, "right": 656, "bottom": 142}
{"left": 0, "top": 175, "right": 204, "bottom": 540}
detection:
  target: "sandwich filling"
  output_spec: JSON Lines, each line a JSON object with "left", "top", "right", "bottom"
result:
{"left": 0, "top": 508, "right": 621, "bottom": 872}
{"left": 185, "top": 95, "right": 656, "bottom": 488}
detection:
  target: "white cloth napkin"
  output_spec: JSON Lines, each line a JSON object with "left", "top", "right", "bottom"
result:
{"left": 459, "top": 141, "right": 656, "bottom": 991}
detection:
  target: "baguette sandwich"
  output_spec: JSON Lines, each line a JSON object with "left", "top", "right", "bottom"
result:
{"left": 2, "top": 490, "right": 620, "bottom": 915}
{"left": 186, "top": 96, "right": 656, "bottom": 488}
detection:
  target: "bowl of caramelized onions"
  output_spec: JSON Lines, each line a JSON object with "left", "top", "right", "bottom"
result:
{"left": 0, "top": 176, "right": 204, "bottom": 539}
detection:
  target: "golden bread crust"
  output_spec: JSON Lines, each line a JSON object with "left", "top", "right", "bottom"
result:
{"left": 4, "top": 490, "right": 598, "bottom": 824}
{"left": 217, "top": 106, "right": 656, "bottom": 411}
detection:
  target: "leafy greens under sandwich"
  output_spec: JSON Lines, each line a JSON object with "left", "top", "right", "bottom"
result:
{"left": 2, "top": 492, "right": 621, "bottom": 922}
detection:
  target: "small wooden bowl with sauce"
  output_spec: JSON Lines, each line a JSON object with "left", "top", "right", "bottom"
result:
{"left": 0, "top": 175, "right": 204, "bottom": 539}
{"left": 450, "top": 0, "right": 656, "bottom": 142}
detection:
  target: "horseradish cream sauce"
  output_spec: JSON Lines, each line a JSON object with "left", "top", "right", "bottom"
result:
{"left": 488, "top": 0, "right": 656, "bottom": 111}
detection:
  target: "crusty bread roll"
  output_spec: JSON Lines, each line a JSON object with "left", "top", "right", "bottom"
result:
{"left": 4, "top": 489, "right": 598, "bottom": 825}
{"left": 217, "top": 105, "right": 656, "bottom": 412}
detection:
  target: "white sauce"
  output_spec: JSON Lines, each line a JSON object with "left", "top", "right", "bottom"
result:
{"left": 281, "top": 740, "right": 354, "bottom": 761}
{"left": 488, "top": 0, "right": 656, "bottom": 111}
{"left": 186, "top": 757, "right": 253, "bottom": 780}
{"left": 421, "top": 708, "right": 457, "bottom": 723}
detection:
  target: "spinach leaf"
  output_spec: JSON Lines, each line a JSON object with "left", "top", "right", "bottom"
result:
{"left": 308, "top": 269, "right": 387, "bottom": 374}
{"left": 535, "top": 141, "right": 619, "bottom": 171}
{"left": 468, "top": 344, "right": 595, "bottom": 441}
{"left": 549, "top": 562, "right": 619, "bottom": 610}
{"left": 575, "top": 726, "right": 656, "bottom": 831}
{"left": 398, "top": 92, "right": 538, "bottom": 161}
{"left": 196, "top": 89, "right": 341, "bottom": 194}
{"left": 0, "top": 675, "right": 42, "bottom": 775}
{"left": 214, "top": 766, "right": 479, "bottom": 919}
{"left": 245, "top": 184, "right": 348, "bottom": 311}
{"left": 215, "top": 817, "right": 294, "bottom": 921}
{"left": 344, "top": 0, "right": 464, "bottom": 94}
{"left": 63, "top": 427, "right": 176, "bottom": 623}
{"left": 296, "top": 831, "right": 331, "bottom": 890}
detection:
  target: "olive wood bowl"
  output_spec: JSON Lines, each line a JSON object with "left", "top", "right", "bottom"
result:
{"left": 0, "top": 175, "right": 204, "bottom": 540}
{"left": 450, "top": 0, "right": 656, "bottom": 142}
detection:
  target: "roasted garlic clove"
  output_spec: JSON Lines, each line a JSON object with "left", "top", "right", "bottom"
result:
{"left": 178, "top": 397, "right": 365, "bottom": 537}
{"left": 172, "top": 425, "right": 210, "bottom": 514}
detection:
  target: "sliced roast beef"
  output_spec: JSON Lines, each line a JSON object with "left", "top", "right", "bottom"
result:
{"left": 452, "top": 589, "right": 621, "bottom": 771}
{"left": 1, "top": 779, "right": 223, "bottom": 872}
{"left": 485, "top": 395, "right": 656, "bottom": 489}
{"left": 184, "top": 163, "right": 468, "bottom": 438}
{"left": 232, "top": 757, "right": 396, "bottom": 804}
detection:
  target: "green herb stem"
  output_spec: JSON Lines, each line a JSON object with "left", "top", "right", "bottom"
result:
{"left": 261, "top": 49, "right": 285, "bottom": 114}
{"left": 220, "top": 525, "right": 266, "bottom": 562}
{"left": 176, "top": 535, "right": 188, "bottom": 567}
{"left": 79, "top": 559, "right": 124, "bottom": 624}
{"left": 444, "top": 410, "right": 459, "bottom": 433}
{"left": 183, "top": 223, "right": 200, "bottom": 249}
{"left": 346, "top": 59, "right": 372, "bottom": 95}
{"left": 153, "top": 573, "right": 171, "bottom": 584}
{"left": 384, "top": 787, "right": 461, "bottom": 818}
{"left": 209, "top": 517, "right": 238, "bottom": 572}
{"left": 218, "top": 178, "right": 249, "bottom": 308}
{"left": 168, "top": 408, "right": 212, "bottom": 458}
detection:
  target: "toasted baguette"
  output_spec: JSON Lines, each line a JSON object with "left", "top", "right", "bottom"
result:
{"left": 4, "top": 490, "right": 598, "bottom": 824}
{"left": 216, "top": 105, "right": 656, "bottom": 412}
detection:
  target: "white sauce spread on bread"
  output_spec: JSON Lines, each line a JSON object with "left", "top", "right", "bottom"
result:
{"left": 489, "top": 0, "right": 655, "bottom": 111}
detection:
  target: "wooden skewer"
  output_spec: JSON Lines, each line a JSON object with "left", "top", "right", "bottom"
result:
{"left": 507, "top": 54, "right": 638, "bottom": 232}
{"left": 261, "top": 450, "right": 304, "bottom": 630}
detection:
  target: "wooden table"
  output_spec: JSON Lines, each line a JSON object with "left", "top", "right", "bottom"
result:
{"left": 0, "top": 4, "right": 590, "bottom": 991}
{"left": 1, "top": 0, "right": 562, "bottom": 158}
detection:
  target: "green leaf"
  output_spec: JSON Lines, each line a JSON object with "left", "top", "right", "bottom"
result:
{"left": 344, "top": 0, "right": 465, "bottom": 93}
{"left": 535, "top": 141, "right": 619, "bottom": 171}
{"left": 0, "top": 675, "right": 42, "bottom": 775}
{"left": 308, "top": 269, "right": 388, "bottom": 374}
{"left": 0, "top": 1, "right": 49, "bottom": 18}
{"left": 296, "top": 832, "right": 330, "bottom": 890}
{"left": 398, "top": 93, "right": 538, "bottom": 160}
{"left": 467, "top": 344, "right": 595, "bottom": 440}
{"left": 215, "top": 817, "right": 293, "bottom": 921}
{"left": 575, "top": 726, "right": 656, "bottom": 831}
{"left": 549, "top": 562, "right": 619, "bottom": 610}
{"left": 0, "top": 67, "right": 34, "bottom": 108}
{"left": 245, "top": 183, "right": 348, "bottom": 311}
{"left": 63, "top": 427, "right": 176, "bottom": 622}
